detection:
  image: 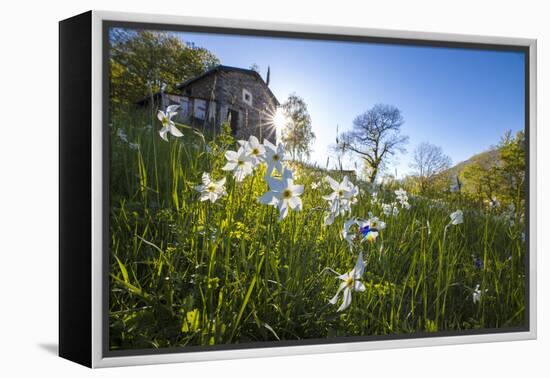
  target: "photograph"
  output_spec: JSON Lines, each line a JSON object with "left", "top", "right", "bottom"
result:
{"left": 106, "top": 23, "right": 528, "bottom": 353}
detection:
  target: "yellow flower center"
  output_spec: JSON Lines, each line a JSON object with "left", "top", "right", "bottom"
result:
{"left": 252, "top": 148, "right": 260, "bottom": 155}
{"left": 338, "top": 190, "right": 344, "bottom": 197}
{"left": 283, "top": 189, "right": 292, "bottom": 199}
{"left": 272, "top": 154, "right": 279, "bottom": 161}
{"left": 238, "top": 160, "right": 244, "bottom": 166}
{"left": 162, "top": 117, "right": 169, "bottom": 126}
{"left": 207, "top": 185, "right": 216, "bottom": 192}
{"left": 366, "top": 233, "right": 377, "bottom": 243}
{"left": 345, "top": 276, "right": 354, "bottom": 288}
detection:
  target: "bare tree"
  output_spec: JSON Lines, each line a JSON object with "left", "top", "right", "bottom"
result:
{"left": 410, "top": 142, "right": 452, "bottom": 192}
{"left": 337, "top": 104, "right": 408, "bottom": 182}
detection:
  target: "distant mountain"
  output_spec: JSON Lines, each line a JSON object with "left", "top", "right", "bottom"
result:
{"left": 444, "top": 149, "right": 501, "bottom": 179}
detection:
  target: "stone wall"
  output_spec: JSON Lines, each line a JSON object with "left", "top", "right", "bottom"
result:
{"left": 180, "top": 70, "right": 278, "bottom": 143}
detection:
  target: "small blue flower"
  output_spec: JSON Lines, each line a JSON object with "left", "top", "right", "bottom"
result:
{"left": 474, "top": 257, "right": 483, "bottom": 269}
{"left": 360, "top": 224, "right": 371, "bottom": 236}
{"left": 360, "top": 224, "right": 380, "bottom": 243}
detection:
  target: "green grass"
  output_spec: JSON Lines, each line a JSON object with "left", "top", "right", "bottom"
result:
{"left": 108, "top": 109, "right": 526, "bottom": 350}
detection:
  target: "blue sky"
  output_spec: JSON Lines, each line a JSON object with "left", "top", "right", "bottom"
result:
{"left": 169, "top": 30, "right": 525, "bottom": 178}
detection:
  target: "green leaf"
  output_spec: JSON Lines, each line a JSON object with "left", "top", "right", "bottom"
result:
{"left": 114, "top": 255, "right": 129, "bottom": 283}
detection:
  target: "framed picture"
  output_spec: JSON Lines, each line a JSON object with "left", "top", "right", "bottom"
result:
{"left": 59, "top": 10, "right": 537, "bottom": 368}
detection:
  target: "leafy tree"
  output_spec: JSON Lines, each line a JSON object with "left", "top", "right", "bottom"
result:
{"left": 458, "top": 130, "right": 525, "bottom": 212}
{"left": 410, "top": 142, "right": 452, "bottom": 192}
{"left": 109, "top": 29, "right": 220, "bottom": 107}
{"left": 461, "top": 160, "right": 500, "bottom": 203}
{"left": 281, "top": 94, "right": 316, "bottom": 160}
{"left": 337, "top": 104, "right": 408, "bottom": 183}
{"left": 498, "top": 130, "right": 526, "bottom": 212}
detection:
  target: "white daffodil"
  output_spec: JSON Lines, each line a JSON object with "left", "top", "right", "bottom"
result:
{"left": 342, "top": 218, "right": 368, "bottom": 247}
{"left": 382, "top": 203, "right": 392, "bottom": 217}
{"left": 264, "top": 139, "right": 287, "bottom": 175}
{"left": 489, "top": 196, "right": 500, "bottom": 209}
{"left": 349, "top": 183, "right": 360, "bottom": 205}
{"left": 394, "top": 188, "right": 411, "bottom": 209}
{"left": 194, "top": 172, "right": 227, "bottom": 203}
{"left": 238, "top": 135, "right": 266, "bottom": 165}
{"left": 363, "top": 216, "right": 386, "bottom": 243}
{"left": 323, "top": 197, "right": 353, "bottom": 226}
{"left": 449, "top": 209, "right": 464, "bottom": 225}
{"left": 472, "top": 284, "right": 487, "bottom": 304}
{"left": 323, "top": 176, "right": 354, "bottom": 202}
{"left": 259, "top": 168, "right": 304, "bottom": 220}
{"left": 367, "top": 216, "right": 386, "bottom": 231}
{"left": 117, "top": 128, "right": 128, "bottom": 143}
{"left": 157, "top": 105, "right": 183, "bottom": 141}
{"left": 329, "top": 252, "right": 366, "bottom": 312}
{"left": 472, "top": 284, "right": 481, "bottom": 303}
{"left": 311, "top": 181, "right": 321, "bottom": 190}
{"left": 395, "top": 188, "right": 408, "bottom": 201}
{"left": 324, "top": 209, "right": 337, "bottom": 226}
{"left": 222, "top": 147, "right": 255, "bottom": 182}
{"left": 322, "top": 176, "right": 356, "bottom": 225}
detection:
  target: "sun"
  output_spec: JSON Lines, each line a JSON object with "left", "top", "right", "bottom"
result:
{"left": 272, "top": 107, "right": 288, "bottom": 132}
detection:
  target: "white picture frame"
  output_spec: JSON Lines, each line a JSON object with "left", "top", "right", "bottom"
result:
{"left": 59, "top": 10, "right": 537, "bottom": 368}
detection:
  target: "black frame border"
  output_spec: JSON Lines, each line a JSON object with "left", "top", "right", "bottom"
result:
{"left": 59, "top": 11, "right": 93, "bottom": 368}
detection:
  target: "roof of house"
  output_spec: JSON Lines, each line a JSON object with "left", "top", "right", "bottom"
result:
{"left": 176, "top": 65, "right": 280, "bottom": 106}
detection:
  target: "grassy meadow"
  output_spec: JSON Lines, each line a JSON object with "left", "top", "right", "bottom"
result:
{"left": 108, "top": 109, "right": 526, "bottom": 351}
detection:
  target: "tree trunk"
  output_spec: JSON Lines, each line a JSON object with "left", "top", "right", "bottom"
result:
{"left": 368, "top": 164, "right": 379, "bottom": 183}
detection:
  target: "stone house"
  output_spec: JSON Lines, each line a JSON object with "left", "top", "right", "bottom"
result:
{"left": 139, "top": 65, "right": 280, "bottom": 142}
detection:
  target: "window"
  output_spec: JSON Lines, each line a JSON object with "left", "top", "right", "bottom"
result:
{"left": 193, "top": 99, "right": 207, "bottom": 120}
{"left": 242, "top": 89, "right": 253, "bottom": 106}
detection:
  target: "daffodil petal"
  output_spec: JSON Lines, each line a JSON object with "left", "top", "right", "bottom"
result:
{"left": 267, "top": 176, "right": 284, "bottom": 192}
{"left": 225, "top": 150, "right": 238, "bottom": 161}
{"left": 264, "top": 139, "right": 276, "bottom": 150}
{"left": 354, "top": 281, "right": 366, "bottom": 292}
{"left": 292, "top": 184, "right": 304, "bottom": 196}
{"left": 259, "top": 191, "right": 278, "bottom": 205}
{"left": 234, "top": 168, "right": 246, "bottom": 182}
{"left": 329, "top": 282, "right": 347, "bottom": 304}
{"left": 170, "top": 125, "right": 183, "bottom": 137}
{"left": 324, "top": 213, "right": 335, "bottom": 226}
{"left": 222, "top": 162, "right": 237, "bottom": 171}
{"left": 337, "top": 288, "right": 352, "bottom": 312}
{"left": 278, "top": 202, "right": 289, "bottom": 220}
{"left": 166, "top": 104, "right": 180, "bottom": 113}
{"left": 325, "top": 176, "right": 340, "bottom": 191}
{"left": 288, "top": 196, "right": 302, "bottom": 211}
{"left": 159, "top": 127, "right": 169, "bottom": 142}
{"left": 354, "top": 252, "right": 365, "bottom": 278}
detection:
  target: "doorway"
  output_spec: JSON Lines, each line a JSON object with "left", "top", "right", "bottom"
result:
{"left": 228, "top": 109, "right": 239, "bottom": 136}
